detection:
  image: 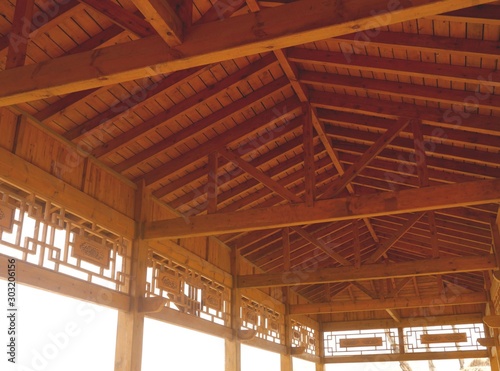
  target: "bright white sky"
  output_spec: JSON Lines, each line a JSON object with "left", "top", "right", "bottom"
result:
{"left": 0, "top": 282, "right": 489, "bottom": 371}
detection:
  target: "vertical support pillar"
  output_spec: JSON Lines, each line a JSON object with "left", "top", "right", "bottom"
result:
{"left": 226, "top": 247, "right": 242, "bottom": 371}
{"left": 114, "top": 180, "right": 149, "bottom": 371}
{"left": 316, "top": 321, "right": 325, "bottom": 371}
{"left": 281, "top": 228, "right": 293, "bottom": 371}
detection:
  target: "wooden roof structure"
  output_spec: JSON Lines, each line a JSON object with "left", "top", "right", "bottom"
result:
{"left": 0, "top": 0, "right": 499, "bottom": 368}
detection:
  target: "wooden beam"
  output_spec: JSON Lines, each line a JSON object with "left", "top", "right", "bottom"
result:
{"left": 79, "top": 0, "right": 154, "bottom": 37}
{"left": 218, "top": 147, "right": 302, "bottom": 203}
{"left": 323, "top": 313, "right": 484, "bottom": 331}
{"left": 320, "top": 118, "right": 410, "bottom": 199}
{"left": 0, "top": 145, "right": 134, "bottom": 238}
{"left": 0, "top": 253, "right": 130, "bottom": 310}
{"left": 0, "top": 0, "right": 493, "bottom": 105}
{"left": 366, "top": 213, "right": 424, "bottom": 263}
{"left": 144, "top": 178, "right": 500, "bottom": 239}
{"left": 325, "top": 350, "right": 489, "bottom": 363}
{"left": 291, "top": 291, "right": 488, "bottom": 314}
{"left": 5, "top": 0, "right": 35, "bottom": 69}
{"left": 290, "top": 226, "right": 352, "bottom": 266}
{"left": 130, "top": 0, "right": 184, "bottom": 45}
{"left": 237, "top": 254, "right": 496, "bottom": 288}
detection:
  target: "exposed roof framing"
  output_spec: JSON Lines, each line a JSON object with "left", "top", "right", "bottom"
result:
{"left": 0, "top": 0, "right": 499, "bottom": 320}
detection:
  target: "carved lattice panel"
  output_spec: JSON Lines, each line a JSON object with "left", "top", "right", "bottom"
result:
{"left": 0, "top": 183, "right": 131, "bottom": 293}
{"left": 404, "top": 324, "right": 486, "bottom": 353}
{"left": 147, "top": 252, "right": 230, "bottom": 325}
{"left": 324, "top": 328, "right": 398, "bottom": 356}
{"left": 291, "top": 320, "right": 317, "bottom": 355}
{"left": 240, "top": 296, "right": 284, "bottom": 344}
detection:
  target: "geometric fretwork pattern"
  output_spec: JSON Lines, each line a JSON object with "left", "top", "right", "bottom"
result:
{"left": 404, "top": 324, "right": 486, "bottom": 353}
{"left": 0, "top": 183, "right": 131, "bottom": 293}
{"left": 324, "top": 328, "right": 398, "bottom": 356}
{"left": 291, "top": 320, "right": 317, "bottom": 355}
{"left": 147, "top": 251, "right": 230, "bottom": 326}
{"left": 240, "top": 296, "right": 284, "bottom": 344}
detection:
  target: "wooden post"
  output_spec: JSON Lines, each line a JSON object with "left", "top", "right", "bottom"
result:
{"left": 114, "top": 180, "right": 149, "bottom": 371}
{"left": 282, "top": 228, "right": 293, "bottom": 371}
{"left": 226, "top": 247, "right": 242, "bottom": 371}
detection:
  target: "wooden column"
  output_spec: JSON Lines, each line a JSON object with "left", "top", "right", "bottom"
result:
{"left": 226, "top": 247, "right": 242, "bottom": 371}
{"left": 281, "top": 228, "right": 293, "bottom": 371}
{"left": 114, "top": 180, "right": 149, "bottom": 371}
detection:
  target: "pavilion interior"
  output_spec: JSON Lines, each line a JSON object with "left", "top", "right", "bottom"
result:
{"left": 0, "top": 0, "right": 499, "bottom": 369}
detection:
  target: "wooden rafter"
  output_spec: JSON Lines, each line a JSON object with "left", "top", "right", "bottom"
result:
{"left": 129, "top": 0, "right": 184, "bottom": 46}
{"left": 0, "top": 0, "right": 494, "bottom": 106}
{"left": 144, "top": 178, "right": 500, "bottom": 239}
{"left": 5, "top": 0, "right": 35, "bottom": 69}
{"left": 289, "top": 48, "right": 500, "bottom": 88}
{"left": 78, "top": 0, "right": 154, "bottom": 37}
{"left": 140, "top": 97, "right": 301, "bottom": 187}
{"left": 320, "top": 118, "right": 411, "bottom": 199}
{"left": 311, "top": 92, "right": 499, "bottom": 137}
{"left": 366, "top": 213, "right": 424, "bottom": 264}
{"left": 218, "top": 147, "right": 302, "bottom": 204}
{"left": 334, "top": 30, "right": 500, "bottom": 59}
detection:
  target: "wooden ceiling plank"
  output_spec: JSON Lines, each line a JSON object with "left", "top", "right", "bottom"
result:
{"left": 290, "top": 291, "right": 487, "bottom": 314}
{"left": 5, "top": 0, "right": 35, "bottom": 69}
{"left": 238, "top": 254, "right": 496, "bottom": 288}
{"left": 289, "top": 48, "right": 500, "bottom": 88}
{"left": 218, "top": 147, "right": 303, "bottom": 204}
{"left": 320, "top": 118, "right": 411, "bottom": 199}
{"left": 0, "top": 0, "right": 81, "bottom": 56}
{"left": 78, "top": 0, "right": 154, "bottom": 37}
{"left": 335, "top": 30, "right": 500, "bottom": 58}
{"left": 0, "top": 0, "right": 494, "bottom": 106}
{"left": 65, "top": 67, "right": 201, "bottom": 141}
{"left": 428, "top": 4, "right": 500, "bottom": 25}
{"left": 105, "top": 54, "right": 279, "bottom": 165}
{"left": 129, "top": 0, "right": 184, "bottom": 45}
{"left": 162, "top": 120, "right": 303, "bottom": 205}
{"left": 312, "top": 93, "right": 500, "bottom": 137}
{"left": 300, "top": 70, "right": 500, "bottom": 111}
{"left": 140, "top": 96, "right": 301, "bottom": 187}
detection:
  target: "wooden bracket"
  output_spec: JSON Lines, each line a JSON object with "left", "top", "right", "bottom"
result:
{"left": 237, "top": 328, "right": 257, "bottom": 340}
{"left": 290, "top": 346, "right": 306, "bottom": 355}
{"left": 138, "top": 297, "right": 168, "bottom": 313}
